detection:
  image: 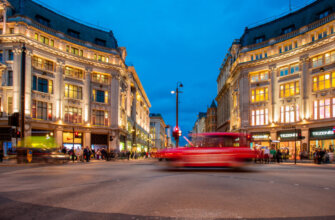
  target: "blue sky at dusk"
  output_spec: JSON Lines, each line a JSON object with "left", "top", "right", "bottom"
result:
{"left": 35, "top": 0, "right": 314, "bottom": 145}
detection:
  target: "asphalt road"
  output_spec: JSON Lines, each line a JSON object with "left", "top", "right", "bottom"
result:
{"left": 0, "top": 160, "right": 334, "bottom": 220}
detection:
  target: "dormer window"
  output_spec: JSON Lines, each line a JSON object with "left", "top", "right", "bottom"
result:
{"left": 95, "top": 38, "right": 106, "bottom": 47}
{"left": 319, "top": 9, "right": 330, "bottom": 19}
{"left": 35, "top": 15, "right": 50, "bottom": 27}
{"left": 67, "top": 29, "right": 80, "bottom": 39}
{"left": 282, "top": 25, "right": 295, "bottom": 34}
{"left": 255, "top": 36, "right": 265, "bottom": 44}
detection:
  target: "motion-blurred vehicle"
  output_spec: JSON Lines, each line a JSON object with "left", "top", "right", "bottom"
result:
{"left": 16, "top": 136, "right": 70, "bottom": 164}
{"left": 156, "top": 132, "right": 256, "bottom": 168}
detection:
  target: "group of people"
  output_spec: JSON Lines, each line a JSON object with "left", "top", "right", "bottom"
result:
{"left": 255, "top": 147, "right": 289, "bottom": 164}
{"left": 313, "top": 149, "right": 334, "bottom": 164}
{"left": 61, "top": 146, "right": 92, "bottom": 162}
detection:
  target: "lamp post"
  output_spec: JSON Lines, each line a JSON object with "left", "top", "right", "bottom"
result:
{"left": 171, "top": 82, "right": 183, "bottom": 148}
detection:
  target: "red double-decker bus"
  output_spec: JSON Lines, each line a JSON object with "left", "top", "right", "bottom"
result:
{"left": 157, "top": 132, "right": 256, "bottom": 168}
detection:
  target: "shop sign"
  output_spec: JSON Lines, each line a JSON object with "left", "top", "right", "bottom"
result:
{"left": 252, "top": 134, "right": 269, "bottom": 140}
{"left": 310, "top": 127, "right": 335, "bottom": 139}
{"left": 277, "top": 130, "right": 301, "bottom": 141}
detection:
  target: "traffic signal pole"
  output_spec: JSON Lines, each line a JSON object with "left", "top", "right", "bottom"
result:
{"left": 176, "top": 86, "right": 179, "bottom": 148}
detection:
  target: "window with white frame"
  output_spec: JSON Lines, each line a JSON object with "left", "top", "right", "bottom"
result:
{"left": 280, "top": 105, "right": 299, "bottom": 123}
{"left": 251, "top": 108, "right": 268, "bottom": 126}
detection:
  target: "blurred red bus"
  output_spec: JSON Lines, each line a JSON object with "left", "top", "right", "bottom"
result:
{"left": 157, "top": 132, "right": 256, "bottom": 168}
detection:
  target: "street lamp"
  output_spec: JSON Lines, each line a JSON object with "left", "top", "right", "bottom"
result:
{"left": 171, "top": 82, "right": 183, "bottom": 148}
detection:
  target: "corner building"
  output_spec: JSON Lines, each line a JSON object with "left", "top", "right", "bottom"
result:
{"left": 0, "top": 0, "right": 150, "bottom": 154}
{"left": 216, "top": 0, "right": 335, "bottom": 159}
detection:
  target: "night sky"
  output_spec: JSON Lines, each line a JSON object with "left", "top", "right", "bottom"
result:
{"left": 35, "top": 0, "right": 314, "bottom": 145}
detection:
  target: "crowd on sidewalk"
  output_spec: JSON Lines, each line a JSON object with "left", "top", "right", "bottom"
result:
{"left": 61, "top": 146, "right": 149, "bottom": 163}
{"left": 254, "top": 147, "right": 334, "bottom": 164}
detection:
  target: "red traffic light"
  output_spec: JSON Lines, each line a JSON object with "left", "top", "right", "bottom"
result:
{"left": 74, "top": 132, "right": 79, "bottom": 138}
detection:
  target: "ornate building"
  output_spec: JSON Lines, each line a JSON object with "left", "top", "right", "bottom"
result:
{"left": 205, "top": 100, "right": 217, "bottom": 132}
{"left": 0, "top": 0, "right": 150, "bottom": 156}
{"left": 216, "top": 0, "right": 335, "bottom": 158}
{"left": 192, "top": 112, "right": 206, "bottom": 134}
{"left": 149, "top": 113, "right": 167, "bottom": 150}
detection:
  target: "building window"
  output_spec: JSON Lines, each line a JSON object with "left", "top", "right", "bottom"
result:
{"left": 290, "top": 63, "right": 299, "bottom": 74}
{"left": 95, "top": 38, "right": 106, "bottom": 46}
{"left": 250, "top": 71, "right": 269, "bottom": 83}
{"left": 0, "top": 50, "right": 3, "bottom": 62}
{"left": 7, "top": 50, "right": 13, "bottom": 61}
{"left": 35, "top": 15, "right": 50, "bottom": 27}
{"left": 314, "top": 98, "right": 335, "bottom": 120}
{"left": 284, "top": 44, "right": 292, "bottom": 52}
{"left": 7, "top": 70, "right": 13, "bottom": 86}
{"left": 92, "top": 89, "right": 108, "bottom": 103}
{"left": 65, "top": 84, "right": 82, "bottom": 99}
{"left": 67, "top": 29, "right": 80, "bottom": 39}
{"left": 251, "top": 108, "right": 268, "bottom": 126}
{"left": 32, "top": 56, "right": 54, "bottom": 71}
{"left": 312, "top": 55, "right": 323, "bottom": 68}
{"left": 280, "top": 67, "right": 289, "bottom": 76}
{"left": 280, "top": 81, "right": 299, "bottom": 98}
{"left": 92, "top": 110, "right": 108, "bottom": 126}
{"left": 280, "top": 105, "right": 299, "bottom": 123}
{"left": 92, "top": 72, "right": 109, "bottom": 84}
{"left": 251, "top": 87, "right": 268, "bottom": 103}
{"left": 94, "top": 54, "right": 109, "bottom": 63}
{"left": 32, "top": 100, "right": 52, "bottom": 120}
{"left": 64, "top": 106, "right": 82, "bottom": 124}
{"left": 312, "top": 72, "right": 335, "bottom": 91}
{"left": 282, "top": 25, "right": 294, "bottom": 34}
{"left": 255, "top": 36, "right": 264, "bottom": 44}
{"left": 32, "top": 76, "right": 53, "bottom": 94}
{"left": 325, "top": 51, "right": 335, "bottom": 64}
{"left": 7, "top": 97, "right": 12, "bottom": 114}
{"left": 37, "top": 35, "right": 54, "bottom": 47}
{"left": 319, "top": 10, "right": 330, "bottom": 19}
{"left": 64, "top": 66, "right": 84, "bottom": 79}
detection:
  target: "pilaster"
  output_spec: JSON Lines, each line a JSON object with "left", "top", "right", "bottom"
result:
{"left": 300, "top": 54, "right": 310, "bottom": 119}
{"left": 55, "top": 59, "right": 65, "bottom": 121}
{"left": 24, "top": 48, "right": 32, "bottom": 117}
{"left": 110, "top": 71, "right": 120, "bottom": 127}
{"left": 84, "top": 67, "right": 92, "bottom": 124}
{"left": 269, "top": 64, "right": 277, "bottom": 123}
{"left": 13, "top": 47, "right": 22, "bottom": 113}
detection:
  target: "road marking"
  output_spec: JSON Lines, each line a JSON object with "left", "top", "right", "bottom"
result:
{"left": 269, "top": 181, "right": 274, "bottom": 184}
{"left": 324, "top": 187, "right": 329, "bottom": 190}
{"left": 294, "top": 183, "right": 299, "bottom": 186}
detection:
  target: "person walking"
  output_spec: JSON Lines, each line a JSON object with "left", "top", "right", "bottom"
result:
{"left": 84, "top": 146, "right": 90, "bottom": 162}
{"left": 69, "top": 147, "right": 75, "bottom": 162}
{"left": 276, "top": 149, "right": 282, "bottom": 163}
{"left": 264, "top": 148, "right": 270, "bottom": 164}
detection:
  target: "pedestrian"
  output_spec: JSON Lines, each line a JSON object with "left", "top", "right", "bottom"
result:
{"left": 270, "top": 148, "right": 276, "bottom": 163}
{"left": 0, "top": 147, "right": 3, "bottom": 163}
{"left": 79, "top": 147, "right": 84, "bottom": 162}
{"left": 69, "top": 147, "right": 75, "bottom": 162}
{"left": 61, "top": 146, "right": 67, "bottom": 154}
{"left": 126, "top": 150, "right": 130, "bottom": 160}
{"left": 276, "top": 149, "right": 282, "bottom": 163}
{"left": 264, "top": 148, "right": 270, "bottom": 164}
{"left": 84, "top": 146, "right": 90, "bottom": 162}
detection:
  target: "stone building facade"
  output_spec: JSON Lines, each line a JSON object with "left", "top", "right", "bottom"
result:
{"left": 192, "top": 112, "right": 206, "bottom": 134}
{"left": 149, "top": 113, "right": 167, "bottom": 150}
{"left": 0, "top": 0, "right": 150, "bottom": 155}
{"left": 216, "top": 0, "right": 335, "bottom": 158}
{"left": 205, "top": 100, "right": 217, "bottom": 132}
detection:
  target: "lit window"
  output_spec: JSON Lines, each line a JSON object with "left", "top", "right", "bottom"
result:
{"left": 312, "top": 55, "right": 323, "bottom": 67}
{"left": 314, "top": 101, "right": 318, "bottom": 120}
{"left": 251, "top": 108, "right": 268, "bottom": 126}
{"left": 319, "top": 100, "right": 325, "bottom": 119}
{"left": 280, "top": 105, "right": 299, "bottom": 123}
{"left": 325, "top": 99, "right": 331, "bottom": 118}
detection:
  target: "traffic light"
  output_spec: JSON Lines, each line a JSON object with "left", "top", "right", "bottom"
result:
{"left": 8, "top": 113, "right": 19, "bottom": 127}
{"left": 16, "top": 130, "right": 21, "bottom": 138}
{"left": 173, "top": 126, "right": 182, "bottom": 139}
{"left": 297, "top": 133, "right": 305, "bottom": 140}
{"left": 74, "top": 131, "right": 79, "bottom": 138}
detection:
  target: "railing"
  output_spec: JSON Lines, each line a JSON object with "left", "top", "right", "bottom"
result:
{"left": 244, "top": 12, "right": 335, "bottom": 52}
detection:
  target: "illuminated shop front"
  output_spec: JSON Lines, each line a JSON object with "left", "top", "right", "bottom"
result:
{"left": 63, "top": 132, "right": 83, "bottom": 149}
{"left": 309, "top": 127, "right": 335, "bottom": 153}
{"left": 91, "top": 134, "right": 108, "bottom": 151}
{"left": 250, "top": 132, "right": 270, "bottom": 150}
{"left": 277, "top": 130, "right": 301, "bottom": 159}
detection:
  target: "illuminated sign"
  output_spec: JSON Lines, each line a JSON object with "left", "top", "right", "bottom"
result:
{"left": 252, "top": 135, "right": 269, "bottom": 140}
{"left": 310, "top": 127, "right": 335, "bottom": 139}
{"left": 311, "top": 130, "right": 333, "bottom": 136}
{"left": 280, "top": 133, "right": 298, "bottom": 138}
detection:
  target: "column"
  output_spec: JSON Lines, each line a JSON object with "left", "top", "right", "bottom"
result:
{"left": 55, "top": 59, "right": 65, "bottom": 121}
{"left": 13, "top": 48, "right": 22, "bottom": 113}
{"left": 300, "top": 54, "right": 310, "bottom": 119}
{"left": 84, "top": 67, "right": 92, "bottom": 124}
{"left": 269, "top": 64, "right": 277, "bottom": 123}
{"left": 83, "top": 131, "right": 91, "bottom": 149}
{"left": 24, "top": 49, "right": 32, "bottom": 117}
{"left": 110, "top": 71, "right": 120, "bottom": 127}
{"left": 239, "top": 71, "right": 249, "bottom": 130}
{"left": 126, "top": 75, "right": 132, "bottom": 117}
{"left": 2, "top": 7, "right": 7, "bottom": 34}
{"left": 55, "top": 126, "right": 63, "bottom": 148}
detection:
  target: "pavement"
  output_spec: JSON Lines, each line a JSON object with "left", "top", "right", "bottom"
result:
{"left": 0, "top": 160, "right": 335, "bottom": 220}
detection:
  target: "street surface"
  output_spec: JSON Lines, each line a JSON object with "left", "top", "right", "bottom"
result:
{"left": 0, "top": 160, "right": 334, "bottom": 220}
